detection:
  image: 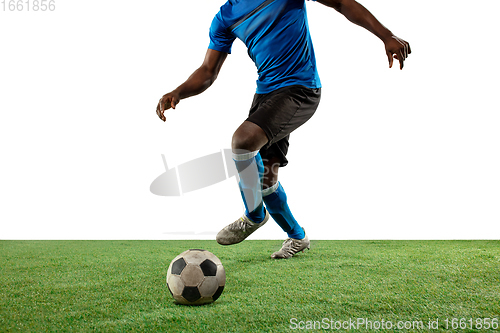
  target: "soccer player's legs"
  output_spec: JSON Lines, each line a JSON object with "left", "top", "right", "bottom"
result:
{"left": 261, "top": 145, "right": 310, "bottom": 259}
{"left": 216, "top": 121, "right": 270, "bottom": 246}
{"left": 232, "top": 121, "right": 269, "bottom": 223}
{"left": 216, "top": 85, "right": 320, "bottom": 248}
{"left": 252, "top": 85, "right": 320, "bottom": 258}
{"left": 261, "top": 153, "right": 304, "bottom": 239}
{"left": 250, "top": 85, "right": 320, "bottom": 240}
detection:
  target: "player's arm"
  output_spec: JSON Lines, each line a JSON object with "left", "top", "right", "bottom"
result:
{"left": 156, "top": 48, "right": 228, "bottom": 122}
{"left": 315, "top": 0, "right": 411, "bottom": 69}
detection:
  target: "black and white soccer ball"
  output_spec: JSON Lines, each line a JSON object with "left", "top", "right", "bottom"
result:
{"left": 166, "top": 249, "right": 225, "bottom": 305}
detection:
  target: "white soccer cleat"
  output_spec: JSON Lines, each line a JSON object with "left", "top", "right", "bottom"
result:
{"left": 271, "top": 229, "right": 310, "bottom": 259}
{"left": 216, "top": 209, "right": 269, "bottom": 245}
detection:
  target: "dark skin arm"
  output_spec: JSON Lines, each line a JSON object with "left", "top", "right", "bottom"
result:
{"left": 156, "top": 49, "right": 228, "bottom": 121}
{"left": 316, "top": 0, "right": 411, "bottom": 69}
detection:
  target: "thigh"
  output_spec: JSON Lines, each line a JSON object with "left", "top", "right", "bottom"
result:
{"left": 247, "top": 85, "right": 321, "bottom": 167}
{"left": 246, "top": 85, "right": 321, "bottom": 146}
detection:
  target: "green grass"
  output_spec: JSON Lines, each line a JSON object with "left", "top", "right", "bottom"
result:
{"left": 1, "top": 240, "right": 499, "bottom": 332}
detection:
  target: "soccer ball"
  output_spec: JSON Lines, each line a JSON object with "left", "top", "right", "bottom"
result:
{"left": 166, "top": 249, "right": 225, "bottom": 305}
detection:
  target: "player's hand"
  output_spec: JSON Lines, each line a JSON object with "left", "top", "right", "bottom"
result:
{"left": 156, "top": 91, "right": 180, "bottom": 122}
{"left": 384, "top": 36, "right": 411, "bottom": 70}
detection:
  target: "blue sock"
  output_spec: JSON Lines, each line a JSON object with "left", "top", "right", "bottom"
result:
{"left": 233, "top": 151, "right": 265, "bottom": 223}
{"left": 263, "top": 182, "right": 305, "bottom": 239}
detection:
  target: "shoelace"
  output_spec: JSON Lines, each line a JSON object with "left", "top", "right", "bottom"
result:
{"left": 280, "top": 238, "right": 302, "bottom": 255}
{"left": 228, "top": 217, "right": 249, "bottom": 232}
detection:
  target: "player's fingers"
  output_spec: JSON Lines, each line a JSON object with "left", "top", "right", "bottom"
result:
{"left": 164, "top": 96, "right": 174, "bottom": 112}
{"left": 156, "top": 101, "right": 162, "bottom": 117}
{"left": 160, "top": 108, "right": 166, "bottom": 121}
{"left": 394, "top": 37, "right": 407, "bottom": 60}
{"left": 398, "top": 39, "right": 407, "bottom": 59}
{"left": 400, "top": 39, "right": 410, "bottom": 57}
{"left": 156, "top": 104, "right": 163, "bottom": 121}
{"left": 159, "top": 97, "right": 164, "bottom": 113}
{"left": 387, "top": 51, "right": 393, "bottom": 68}
{"left": 158, "top": 98, "right": 167, "bottom": 121}
{"left": 399, "top": 50, "right": 405, "bottom": 70}
{"left": 171, "top": 97, "right": 177, "bottom": 110}
{"left": 401, "top": 39, "right": 410, "bottom": 58}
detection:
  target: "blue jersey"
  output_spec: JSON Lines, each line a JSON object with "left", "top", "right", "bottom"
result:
{"left": 208, "top": 0, "right": 321, "bottom": 94}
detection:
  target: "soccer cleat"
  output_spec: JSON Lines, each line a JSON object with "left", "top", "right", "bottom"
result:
{"left": 216, "top": 209, "right": 269, "bottom": 245}
{"left": 271, "top": 229, "right": 310, "bottom": 259}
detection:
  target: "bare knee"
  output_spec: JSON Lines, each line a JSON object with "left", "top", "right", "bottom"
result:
{"left": 231, "top": 132, "right": 255, "bottom": 153}
{"left": 231, "top": 121, "right": 268, "bottom": 153}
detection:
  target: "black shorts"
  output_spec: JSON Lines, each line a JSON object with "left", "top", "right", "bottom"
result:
{"left": 246, "top": 85, "right": 321, "bottom": 167}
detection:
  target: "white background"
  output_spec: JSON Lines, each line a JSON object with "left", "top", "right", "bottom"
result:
{"left": 1, "top": 0, "right": 499, "bottom": 240}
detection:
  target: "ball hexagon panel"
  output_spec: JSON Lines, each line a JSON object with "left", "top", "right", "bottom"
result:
{"left": 166, "top": 274, "right": 184, "bottom": 297}
{"left": 172, "top": 294, "right": 189, "bottom": 305}
{"left": 181, "top": 249, "right": 212, "bottom": 266}
{"left": 198, "top": 276, "right": 218, "bottom": 298}
{"left": 216, "top": 264, "right": 226, "bottom": 286}
{"left": 180, "top": 264, "right": 205, "bottom": 287}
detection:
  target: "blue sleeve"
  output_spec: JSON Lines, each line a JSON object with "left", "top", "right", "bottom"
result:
{"left": 208, "top": 13, "right": 236, "bottom": 54}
